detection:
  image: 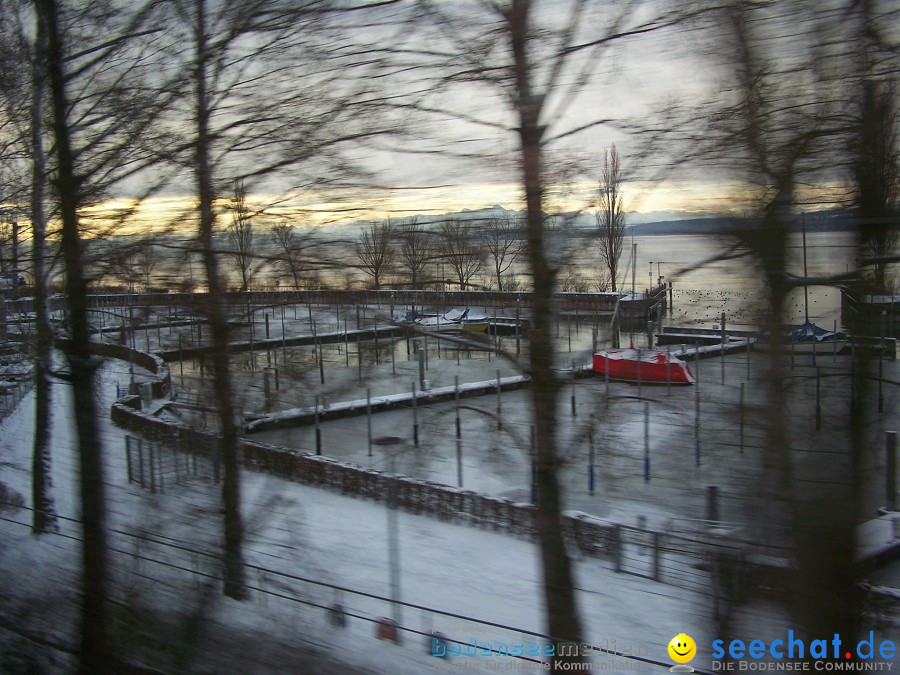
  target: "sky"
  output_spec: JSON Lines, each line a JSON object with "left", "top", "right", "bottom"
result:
{"left": 93, "top": 0, "right": 742, "bottom": 235}
{"left": 1, "top": 0, "right": 867, "bottom": 237}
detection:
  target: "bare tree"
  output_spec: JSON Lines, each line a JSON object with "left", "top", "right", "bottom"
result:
{"left": 227, "top": 180, "right": 256, "bottom": 292}
{"left": 396, "top": 217, "right": 432, "bottom": 291}
{"left": 190, "top": 0, "right": 247, "bottom": 600}
{"left": 437, "top": 218, "right": 484, "bottom": 290}
{"left": 595, "top": 145, "right": 625, "bottom": 292}
{"left": 34, "top": 0, "right": 169, "bottom": 666}
{"left": 855, "top": 82, "right": 898, "bottom": 291}
{"left": 0, "top": 2, "right": 58, "bottom": 534}
{"left": 136, "top": 240, "right": 160, "bottom": 290}
{"left": 401, "top": 4, "right": 683, "bottom": 665}
{"left": 159, "top": 0, "right": 404, "bottom": 601}
{"left": 480, "top": 214, "right": 522, "bottom": 291}
{"left": 355, "top": 218, "right": 396, "bottom": 290}
{"left": 26, "top": 7, "right": 56, "bottom": 536}
{"left": 106, "top": 243, "right": 141, "bottom": 291}
{"left": 271, "top": 221, "right": 315, "bottom": 289}
{"left": 644, "top": 0, "right": 883, "bottom": 650}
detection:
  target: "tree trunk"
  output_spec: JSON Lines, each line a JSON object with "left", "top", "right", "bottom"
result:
{"left": 195, "top": 0, "right": 246, "bottom": 600}
{"left": 30, "top": 7, "right": 57, "bottom": 535}
{"left": 37, "top": 0, "right": 113, "bottom": 668}
{"left": 507, "top": 1, "right": 583, "bottom": 668}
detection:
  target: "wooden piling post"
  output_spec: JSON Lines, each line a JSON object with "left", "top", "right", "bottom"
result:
{"left": 418, "top": 346, "right": 425, "bottom": 390}
{"left": 637, "top": 348, "right": 642, "bottom": 399}
{"left": 571, "top": 360, "right": 577, "bottom": 417}
{"left": 588, "top": 427, "right": 595, "bottom": 495}
{"left": 530, "top": 424, "right": 537, "bottom": 503}
{"left": 666, "top": 346, "right": 671, "bottom": 395}
{"left": 705, "top": 485, "right": 719, "bottom": 522}
{"left": 515, "top": 300, "right": 521, "bottom": 357}
{"left": 879, "top": 311, "right": 886, "bottom": 413}
{"left": 496, "top": 369, "right": 502, "bottom": 430}
{"left": 604, "top": 356, "right": 610, "bottom": 410}
{"left": 643, "top": 402, "right": 650, "bottom": 483}
{"left": 367, "top": 387, "right": 372, "bottom": 457}
{"left": 455, "top": 376, "right": 462, "bottom": 488}
{"left": 720, "top": 311, "right": 726, "bottom": 385}
{"left": 815, "top": 367, "right": 822, "bottom": 431}
{"left": 412, "top": 382, "right": 419, "bottom": 447}
{"left": 833, "top": 319, "right": 838, "bottom": 362}
{"left": 315, "top": 395, "right": 321, "bottom": 455}
{"left": 747, "top": 333, "right": 751, "bottom": 381}
{"left": 695, "top": 342, "right": 701, "bottom": 466}
{"left": 886, "top": 431, "right": 897, "bottom": 512}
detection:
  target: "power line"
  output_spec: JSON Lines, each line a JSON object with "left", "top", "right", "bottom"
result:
{"left": 0, "top": 506, "right": 706, "bottom": 672}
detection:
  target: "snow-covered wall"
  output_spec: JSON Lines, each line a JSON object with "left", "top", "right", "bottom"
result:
{"left": 59, "top": 338, "right": 172, "bottom": 398}
{"left": 110, "top": 397, "right": 618, "bottom": 557}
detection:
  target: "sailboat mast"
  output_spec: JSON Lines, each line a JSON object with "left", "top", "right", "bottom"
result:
{"left": 632, "top": 241, "right": 636, "bottom": 296}
{"left": 802, "top": 212, "right": 809, "bottom": 323}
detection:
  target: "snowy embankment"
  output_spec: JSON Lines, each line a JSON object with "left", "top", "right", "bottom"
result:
{"left": 0, "top": 357, "right": 742, "bottom": 674}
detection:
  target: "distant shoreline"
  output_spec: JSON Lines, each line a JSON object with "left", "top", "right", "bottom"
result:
{"left": 620, "top": 215, "right": 873, "bottom": 237}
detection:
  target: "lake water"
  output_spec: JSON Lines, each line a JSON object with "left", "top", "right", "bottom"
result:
{"left": 569, "top": 231, "right": 859, "bottom": 329}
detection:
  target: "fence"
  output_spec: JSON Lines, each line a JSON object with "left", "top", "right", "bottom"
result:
{"left": 0, "top": 374, "right": 33, "bottom": 422}
{"left": 613, "top": 524, "right": 661, "bottom": 581}
{"left": 111, "top": 394, "right": 800, "bottom": 604}
{"left": 56, "top": 337, "right": 172, "bottom": 400}
{"left": 112, "top": 395, "right": 619, "bottom": 554}
{"left": 125, "top": 434, "right": 220, "bottom": 493}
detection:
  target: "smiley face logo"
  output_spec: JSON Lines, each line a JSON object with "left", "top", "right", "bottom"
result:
{"left": 668, "top": 633, "right": 696, "bottom": 664}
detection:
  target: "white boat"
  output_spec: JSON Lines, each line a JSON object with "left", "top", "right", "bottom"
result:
{"left": 414, "top": 307, "right": 488, "bottom": 333}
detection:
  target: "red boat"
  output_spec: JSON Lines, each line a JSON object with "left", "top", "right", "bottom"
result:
{"left": 592, "top": 347, "right": 695, "bottom": 384}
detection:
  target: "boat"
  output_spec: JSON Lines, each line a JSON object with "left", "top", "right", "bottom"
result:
{"left": 414, "top": 307, "right": 488, "bottom": 333}
{"left": 592, "top": 347, "right": 695, "bottom": 384}
{"left": 756, "top": 321, "right": 847, "bottom": 354}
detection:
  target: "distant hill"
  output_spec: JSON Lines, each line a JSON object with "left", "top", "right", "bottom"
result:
{"left": 624, "top": 218, "right": 733, "bottom": 236}
{"left": 620, "top": 210, "right": 868, "bottom": 236}
{"left": 342, "top": 205, "right": 884, "bottom": 237}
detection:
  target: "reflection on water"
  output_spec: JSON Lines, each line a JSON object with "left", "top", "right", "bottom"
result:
{"left": 574, "top": 232, "right": 856, "bottom": 327}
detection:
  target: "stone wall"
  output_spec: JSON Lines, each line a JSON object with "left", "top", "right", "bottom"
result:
{"left": 110, "top": 396, "right": 618, "bottom": 557}
{"left": 61, "top": 338, "right": 172, "bottom": 399}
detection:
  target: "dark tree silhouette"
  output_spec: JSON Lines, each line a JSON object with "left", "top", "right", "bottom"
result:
{"left": 481, "top": 214, "right": 522, "bottom": 291}
{"left": 595, "top": 145, "right": 625, "bottom": 292}
{"left": 227, "top": 180, "right": 256, "bottom": 292}
{"left": 396, "top": 217, "right": 432, "bottom": 291}
{"left": 855, "top": 82, "right": 898, "bottom": 291}
{"left": 271, "top": 221, "right": 317, "bottom": 290}
{"left": 356, "top": 219, "right": 396, "bottom": 290}
{"left": 36, "top": 0, "right": 112, "bottom": 666}
{"left": 437, "top": 218, "right": 484, "bottom": 290}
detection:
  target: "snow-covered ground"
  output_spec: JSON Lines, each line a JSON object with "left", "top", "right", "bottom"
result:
{"left": 1, "top": 357, "right": 737, "bottom": 673}
{"left": 1, "top": 303, "right": 898, "bottom": 672}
